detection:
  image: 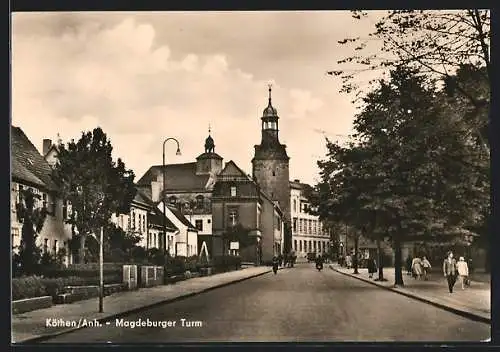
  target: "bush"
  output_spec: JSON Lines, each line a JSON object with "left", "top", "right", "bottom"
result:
{"left": 12, "top": 274, "right": 123, "bottom": 301}
{"left": 212, "top": 255, "right": 242, "bottom": 272}
{"left": 12, "top": 276, "right": 46, "bottom": 301}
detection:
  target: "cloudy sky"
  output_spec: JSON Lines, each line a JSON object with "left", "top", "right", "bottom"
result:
{"left": 12, "top": 11, "right": 384, "bottom": 185}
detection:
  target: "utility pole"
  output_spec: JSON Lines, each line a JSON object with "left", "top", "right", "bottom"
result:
{"left": 99, "top": 226, "right": 103, "bottom": 313}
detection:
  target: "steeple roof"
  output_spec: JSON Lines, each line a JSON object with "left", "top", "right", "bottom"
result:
{"left": 262, "top": 84, "right": 278, "bottom": 117}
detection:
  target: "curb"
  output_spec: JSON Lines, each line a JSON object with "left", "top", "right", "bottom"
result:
{"left": 17, "top": 269, "right": 273, "bottom": 344}
{"left": 329, "top": 265, "right": 490, "bottom": 325}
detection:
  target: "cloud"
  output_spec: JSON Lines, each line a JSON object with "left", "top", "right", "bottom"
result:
{"left": 12, "top": 14, "right": 362, "bottom": 185}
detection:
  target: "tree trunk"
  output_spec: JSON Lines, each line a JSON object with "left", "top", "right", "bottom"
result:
{"left": 353, "top": 233, "right": 359, "bottom": 274}
{"left": 79, "top": 234, "right": 86, "bottom": 264}
{"left": 376, "top": 236, "right": 385, "bottom": 281}
{"left": 394, "top": 232, "right": 404, "bottom": 287}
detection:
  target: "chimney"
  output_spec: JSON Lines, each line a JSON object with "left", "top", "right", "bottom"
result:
{"left": 151, "top": 181, "right": 160, "bottom": 203}
{"left": 294, "top": 179, "right": 300, "bottom": 183}
{"left": 43, "top": 139, "right": 52, "bottom": 155}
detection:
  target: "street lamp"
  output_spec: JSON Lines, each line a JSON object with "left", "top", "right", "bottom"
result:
{"left": 162, "top": 138, "right": 181, "bottom": 258}
{"left": 76, "top": 187, "right": 105, "bottom": 312}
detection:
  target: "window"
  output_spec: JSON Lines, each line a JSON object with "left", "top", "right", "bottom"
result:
{"left": 299, "top": 240, "right": 302, "bottom": 252}
{"left": 308, "top": 240, "right": 312, "bottom": 252}
{"left": 272, "top": 171, "right": 275, "bottom": 176}
{"left": 293, "top": 218, "right": 297, "bottom": 233}
{"left": 207, "top": 219, "right": 211, "bottom": 224}
{"left": 127, "top": 216, "right": 131, "bottom": 231}
{"left": 230, "top": 186, "right": 237, "bottom": 197}
{"left": 228, "top": 208, "right": 239, "bottom": 226}
{"left": 293, "top": 199, "right": 297, "bottom": 212}
{"left": 132, "top": 211, "right": 136, "bottom": 229}
{"left": 298, "top": 219, "right": 302, "bottom": 233}
{"left": 138, "top": 213, "right": 142, "bottom": 232}
{"left": 195, "top": 220, "right": 203, "bottom": 232}
{"left": 53, "top": 240, "right": 58, "bottom": 253}
{"left": 308, "top": 220, "right": 312, "bottom": 234}
{"left": 169, "top": 196, "right": 177, "bottom": 204}
{"left": 44, "top": 239, "right": 48, "bottom": 253}
{"left": 42, "top": 193, "right": 47, "bottom": 209}
{"left": 294, "top": 240, "right": 297, "bottom": 251}
{"left": 196, "top": 195, "right": 204, "bottom": 209}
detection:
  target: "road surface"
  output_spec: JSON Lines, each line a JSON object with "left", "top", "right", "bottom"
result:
{"left": 43, "top": 263, "right": 490, "bottom": 342}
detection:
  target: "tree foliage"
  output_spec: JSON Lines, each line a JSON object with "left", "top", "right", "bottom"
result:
{"left": 329, "top": 10, "right": 490, "bottom": 158}
{"left": 51, "top": 127, "right": 137, "bottom": 263}
{"left": 313, "top": 66, "right": 489, "bottom": 285}
{"left": 16, "top": 188, "right": 48, "bottom": 275}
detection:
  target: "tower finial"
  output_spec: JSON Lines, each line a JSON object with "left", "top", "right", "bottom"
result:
{"left": 268, "top": 83, "right": 272, "bottom": 103}
{"left": 208, "top": 123, "right": 211, "bottom": 135}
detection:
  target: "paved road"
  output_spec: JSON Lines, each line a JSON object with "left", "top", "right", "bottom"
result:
{"left": 43, "top": 264, "right": 490, "bottom": 342}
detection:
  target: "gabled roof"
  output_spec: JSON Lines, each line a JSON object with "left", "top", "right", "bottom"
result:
{"left": 11, "top": 126, "right": 57, "bottom": 191}
{"left": 167, "top": 204, "right": 198, "bottom": 231}
{"left": 218, "top": 160, "right": 253, "bottom": 181}
{"left": 44, "top": 144, "right": 59, "bottom": 158}
{"left": 137, "top": 163, "right": 210, "bottom": 192}
{"left": 148, "top": 207, "right": 178, "bottom": 231}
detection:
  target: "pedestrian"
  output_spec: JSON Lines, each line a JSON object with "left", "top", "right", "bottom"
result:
{"left": 367, "top": 257, "right": 377, "bottom": 279}
{"left": 411, "top": 256, "right": 423, "bottom": 280}
{"left": 457, "top": 256, "right": 469, "bottom": 290}
{"left": 406, "top": 255, "right": 413, "bottom": 276}
{"left": 422, "top": 256, "right": 432, "bottom": 281}
{"left": 442, "top": 251, "right": 458, "bottom": 293}
{"left": 346, "top": 255, "right": 352, "bottom": 269}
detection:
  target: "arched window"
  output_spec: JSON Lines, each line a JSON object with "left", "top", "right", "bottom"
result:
{"left": 196, "top": 195, "right": 204, "bottom": 209}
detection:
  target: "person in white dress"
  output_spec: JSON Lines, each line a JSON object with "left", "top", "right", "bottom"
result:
{"left": 457, "top": 256, "right": 469, "bottom": 289}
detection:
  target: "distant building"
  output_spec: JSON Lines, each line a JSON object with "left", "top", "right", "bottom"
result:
{"left": 11, "top": 127, "right": 72, "bottom": 264}
{"left": 137, "top": 124, "right": 285, "bottom": 264}
{"left": 290, "top": 180, "right": 330, "bottom": 257}
{"left": 211, "top": 160, "right": 284, "bottom": 264}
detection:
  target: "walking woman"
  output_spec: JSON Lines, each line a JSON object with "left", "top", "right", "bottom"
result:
{"left": 422, "top": 256, "right": 432, "bottom": 281}
{"left": 411, "top": 257, "right": 423, "bottom": 280}
{"left": 457, "top": 256, "right": 469, "bottom": 290}
{"left": 443, "top": 251, "right": 458, "bottom": 293}
{"left": 367, "top": 257, "right": 377, "bottom": 279}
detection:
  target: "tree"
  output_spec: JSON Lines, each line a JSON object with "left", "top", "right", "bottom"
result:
{"left": 329, "top": 10, "right": 490, "bottom": 156}
{"left": 104, "top": 223, "right": 142, "bottom": 260}
{"left": 315, "top": 66, "right": 488, "bottom": 286}
{"left": 15, "top": 188, "right": 48, "bottom": 275}
{"left": 52, "top": 127, "right": 137, "bottom": 263}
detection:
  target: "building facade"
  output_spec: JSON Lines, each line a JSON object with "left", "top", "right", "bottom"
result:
{"left": 290, "top": 180, "right": 330, "bottom": 257}
{"left": 211, "top": 160, "right": 284, "bottom": 264}
{"left": 11, "top": 127, "right": 73, "bottom": 264}
{"left": 252, "top": 86, "right": 292, "bottom": 254}
{"left": 137, "top": 131, "right": 221, "bottom": 256}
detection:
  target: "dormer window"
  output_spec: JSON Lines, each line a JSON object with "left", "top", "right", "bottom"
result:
{"left": 196, "top": 195, "right": 204, "bottom": 208}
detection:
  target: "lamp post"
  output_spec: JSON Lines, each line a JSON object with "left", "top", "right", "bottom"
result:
{"left": 76, "top": 186, "right": 104, "bottom": 312}
{"left": 162, "top": 138, "right": 181, "bottom": 258}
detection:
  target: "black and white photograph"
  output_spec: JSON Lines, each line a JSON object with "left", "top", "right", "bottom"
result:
{"left": 10, "top": 10, "right": 490, "bottom": 343}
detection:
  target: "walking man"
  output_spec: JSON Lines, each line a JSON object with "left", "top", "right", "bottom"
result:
{"left": 443, "top": 251, "right": 458, "bottom": 293}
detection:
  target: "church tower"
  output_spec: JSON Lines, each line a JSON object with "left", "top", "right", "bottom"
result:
{"left": 196, "top": 125, "right": 223, "bottom": 176}
{"left": 252, "top": 85, "right": 292, "bottom": 253}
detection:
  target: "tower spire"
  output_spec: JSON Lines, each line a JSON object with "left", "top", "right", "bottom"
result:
{"left": 208, "top": 123, "right": 211, "bottom": 135}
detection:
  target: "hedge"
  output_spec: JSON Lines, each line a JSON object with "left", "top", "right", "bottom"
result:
{"left": 41, "top": 269, "right": 121, "bottom": 278}
{"left": 212, "top": 255, "right": 242, "bottom": 272}
{"left": 12, "top": 275, "right": 123, "bottom": 301}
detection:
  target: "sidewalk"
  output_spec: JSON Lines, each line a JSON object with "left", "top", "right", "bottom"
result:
{"left": 12, "top": 266, "right": 273, "bottom": 344}
{"left": 330, "top": 264, "right": 490, "bottom": 323}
